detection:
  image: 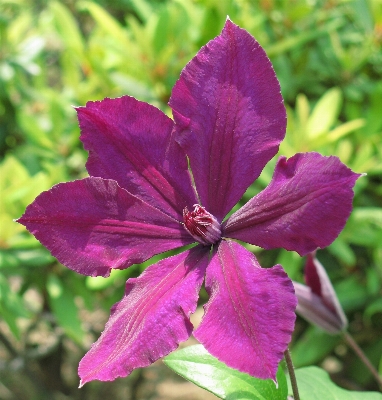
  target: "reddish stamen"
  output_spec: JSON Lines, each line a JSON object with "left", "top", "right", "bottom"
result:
{"left": 183, "top": 204, "right": 221, "bottom": 245}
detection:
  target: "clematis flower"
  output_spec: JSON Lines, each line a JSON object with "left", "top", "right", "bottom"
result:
{"left": 17, "top": 19, "right": 361, "bottom": 385}
{"left": 293, "top": 252, "right": 348, "bottom": 334}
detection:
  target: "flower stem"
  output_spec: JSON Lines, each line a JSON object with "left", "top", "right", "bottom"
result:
{"left": 343, "top": 331, "right": 382, "bottom": 389}
{"left": 284, "top": 348, "right": 300, "bottom": 400}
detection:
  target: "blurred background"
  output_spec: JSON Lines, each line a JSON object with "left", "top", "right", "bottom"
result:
{"left": 0, "top": 0, "right": 381, "bottom": 399}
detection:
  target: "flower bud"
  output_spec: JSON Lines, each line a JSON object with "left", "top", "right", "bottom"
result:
{"left": 293, "top": 253, "right": 347, "bottom": 334}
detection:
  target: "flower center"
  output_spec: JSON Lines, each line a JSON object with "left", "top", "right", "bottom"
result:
{"left": 183, "top": 204, "right": 221, "bottom": 246}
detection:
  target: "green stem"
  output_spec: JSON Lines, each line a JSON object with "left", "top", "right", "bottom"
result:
{"left": 343, "top": 331, "right": 382, "bottom": 390}
{"left": 284, "top": 348, "right": 300, "bottom": 400}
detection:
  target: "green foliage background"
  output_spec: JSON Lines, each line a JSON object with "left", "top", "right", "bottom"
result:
{"left": 0, "top": 0, "right": 381, "bottom": 399}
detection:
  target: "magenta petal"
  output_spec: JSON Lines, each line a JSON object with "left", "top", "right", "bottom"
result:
{"left": 78, "top": 246, "right": 209, "bottom": 385}
{"left": 194, "top": 240, "right": 296, "bottom": 381}
{"left": 170, "top": 19, "right": 286, "bottom": 221}
{"left": 77, "top": 96, "right": 198, "bottom": 220}
{"left": 17, "top": 177, "right": 193, "bottom": 277}
{"left": 224, "top": 152, "right": 361, "bottom": 255}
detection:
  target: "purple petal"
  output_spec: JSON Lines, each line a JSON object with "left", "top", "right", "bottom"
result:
{"left": 194, "top": 240, "right": 296, "bottom": 381}
{"left": 78, "top": 246, "right": 209, "bottom": 385}
{"left": 77, "top": 96, "right": 198, "bottom": 220}
{"left": 224, "top": 153, "right": 361, "bottom": 255}
{"left": 17, "top": 177, "right": 194, "bottom": 277}
{"left": 169, "top": 19, "right": 286, "bottom": 221}
{"left": 293, "top": 282, "right": 346, "bottom": 334}
{"left": 304, "top": 253, "right": 347, "bottom": 328}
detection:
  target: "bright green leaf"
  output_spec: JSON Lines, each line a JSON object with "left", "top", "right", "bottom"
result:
{"left": 86, "top": 267, "right": 128, "bottom": 290}
{"left": 50, "top": 1, "right": 85, "bottom": 56}
{"left": 163, "top": 344, "right": 287, "bottom": 400}
{"left": 310, "top": 118, "right": 365, "bottom": 148}
{"left": 129, "top": 0, "right": 153, "bottom": 22}
{"left": 307, "top": 87, "right": 342, "bottom": 138}
{"left": 78, "top": 1, "right": 131, "bottom": 50}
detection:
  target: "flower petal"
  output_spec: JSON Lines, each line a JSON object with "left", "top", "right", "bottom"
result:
{"left": 293, "top": 282, "right": 346, "bottom": 334}
{"left": 304, "top": 253, "right": 347, "bottom": 329}
{"left": 77, "top": 96, "right": 198, "bottom": 220}
{"left": 78, "top": 246, "right": 209, "bottom": 385}
{"left": 194, "top": 240, "right": 296, "bottom": 381}
{"left": 17, "top": 177, "right": 193, "bottom": 277}
{"left": 170, "top": 19, "right": 286, "bottom": 221}
{"left": 224, "top": 153, "right": 361, "bottom": 255}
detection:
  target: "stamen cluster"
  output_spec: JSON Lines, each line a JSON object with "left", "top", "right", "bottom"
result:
{"left": 183, "top": 204, "right": 221, "bottom": 246}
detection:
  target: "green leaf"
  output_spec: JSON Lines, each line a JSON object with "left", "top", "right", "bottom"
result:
{"left": 266, "top": 19, "right": 344, "bottom": 57}
{"left": 291, "top": 366, "right": 382, "bottom": 399}
{"left": 86, "top": 267, "right": 128, "bottom": 290}
{"left": 291, "top": 326, "right": 340, "bottom": 367}
{"left": 78, "top": 1, "right": 131, "bottom": 50}
{"left": 129, "top": 0, "right": 153, "bottom": 22}
{"left": 0, "top": 248, "right": 54, "bottom": 269}
{"left": 328, "top": 237, "right": 356, "bottom": 266}
{"left": 0, "top": 274, "right": 31, "bottom": 339}
{"left": 46, "top": 274, "right": 84, "bottom": 344}
{"left": 365, "top": 297, "right": 382, "bottom": 319}
{"left": 307, "top": 87, "right": 342, "bottom": 138}
{"left": 275, "top": 249, "right": 303, "bottom": 280}
{"left": 336, "top": 276, "right": 368, "bottom": 312}
{"left": 163, "top": 344, "right": 287, "bottom": 400}
{"left": 50, "top": 1, "right": 85, "bottom": 56}
{"left": 309, "top": 118, "right": 365, "bottom": 148}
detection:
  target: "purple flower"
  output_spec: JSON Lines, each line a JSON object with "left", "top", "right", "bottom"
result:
{"left": 294, "top": 253, "right": 348, "bottom": 334}
{"left": 17, "top": 20, "right": 360, "bottom": 384}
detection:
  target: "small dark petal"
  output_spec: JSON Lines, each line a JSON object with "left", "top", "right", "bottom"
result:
{"left": 305, "top": 252, "right": 322, "bottom": 297}
{"left": 293, "top": 253, "right": 347, "bottom": 334}
{"left": 294, "top": 282, "right": 346, "bottom": 334}
{"left": 305, "top": 253, "right": 348, "bottom": 326}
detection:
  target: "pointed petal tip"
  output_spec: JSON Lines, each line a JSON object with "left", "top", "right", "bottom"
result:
{"left": 78, "top": 380, "right": 84, "bottom": 389}
{"left": 223, "top": 16, "right": 238, "bottom": 29}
